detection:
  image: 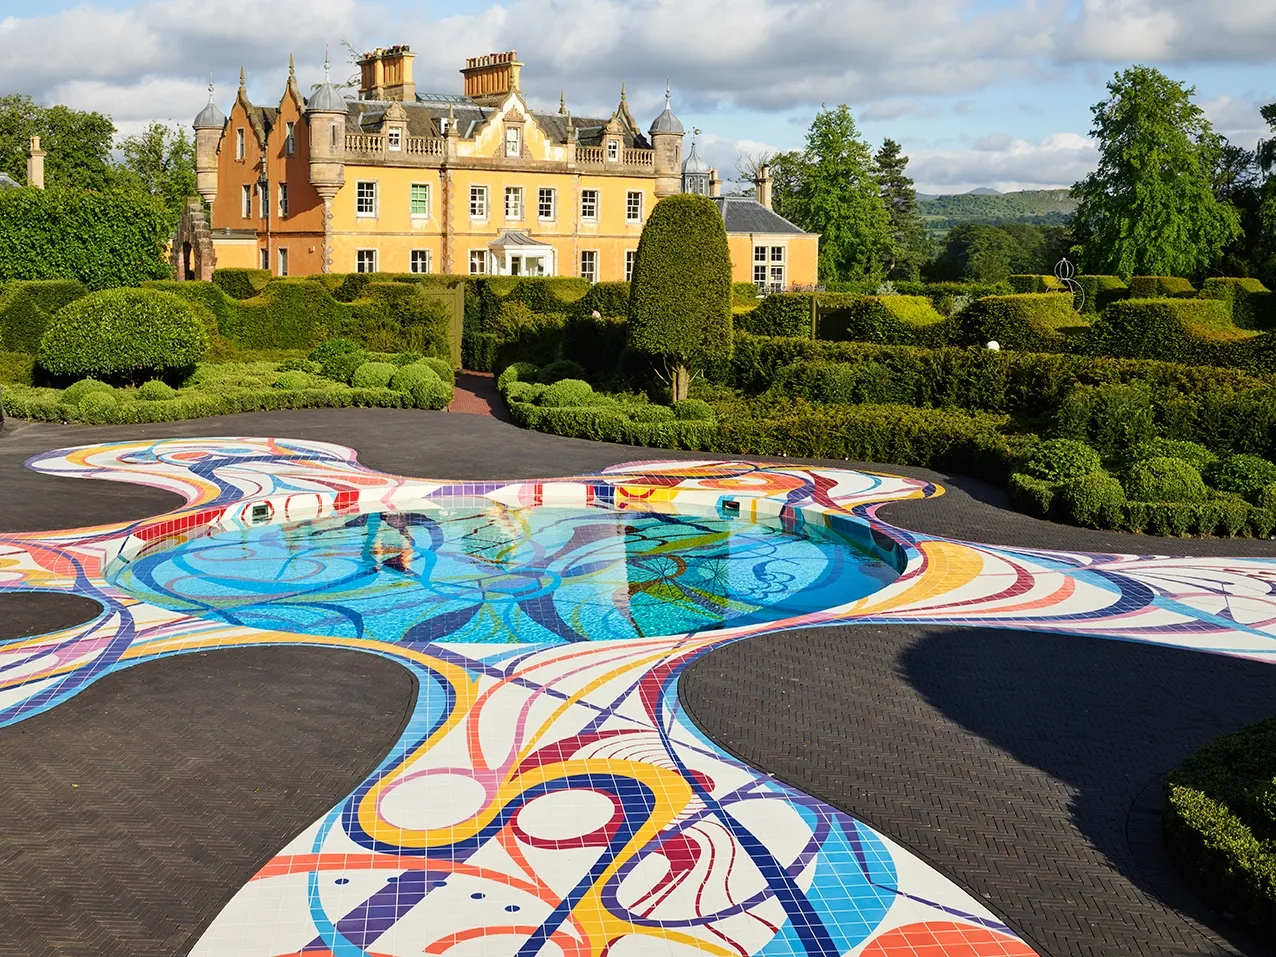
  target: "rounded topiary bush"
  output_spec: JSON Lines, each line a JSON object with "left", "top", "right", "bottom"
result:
{"left": 1127, "top": 438, "right": 1217, "bottom": 473}
{"left": 540, "top": 378, "right": 594, "bottom": 408}
{"left": 308, "top": 338, "right": 362, "bottom": 363}
{"left": 135, "top": 379, "right": 176, "bottom": 401}
{"left": 1020, "top": 438, "right": 1102, "bottom": 483}
{"left": 497, "top": 362, "right": 539, "bottom": 391}
{"left": 38, "top": 289, "right": 207, "bottom": 382}
{"left": 504, "top": 381, "right": 545, "bottom": 404}
{"left": 537, "top": 359, "right": 587, "bottom": 384}
{"left": 1126, "top": 457, "right": 1209, "bottom": 503}
{"left": 277, "top": 357, "right": 318, "bottom": 374}
{"left": 1059, "top": 470, "right": 1126, "bottom": 529}
{"left": 273, "top": 370, "right": 313, "bottom": 391}
{"left": 320, "top": 349, "right": 368, "bottom": 385}
{"left": 628, "top": 404, "right": 677, "bottom": 424}
{"left": 78, "top": 390, "right": 118, "bottom": 422}
{"left": 673, "top": 398, "right": 715, "bottom": 422}
{"left": 62, "top": 377, "right": 114, "bottom": 406}
{"left": 352, "top": 361, "right": 397, "bottom": 389}
{"left": 1206, "top": 454, "right": 1276, "bottom": 502}
{"left": 420, "top": 357, "right": 455, "bottom": 384}
{"left": 389, "top": 363, "right": 453, "bottom": 410}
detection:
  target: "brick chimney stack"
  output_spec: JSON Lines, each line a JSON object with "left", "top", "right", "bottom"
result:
{"left": 755, "top": 163, "right": 773, "bottom": 211}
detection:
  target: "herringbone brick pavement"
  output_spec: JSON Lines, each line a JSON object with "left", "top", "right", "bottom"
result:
{"left": 679, "top": 624, "right": 1276, "bottom": 957}
{"left": 0, "top": 646, "right": 415, "bottom": 957}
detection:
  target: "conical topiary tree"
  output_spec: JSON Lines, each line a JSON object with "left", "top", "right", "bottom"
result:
{"left": 627, "top": 193, "right": 732, "bottom": 401}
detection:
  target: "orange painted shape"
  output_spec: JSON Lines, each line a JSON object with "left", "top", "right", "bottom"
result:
{"left": 859, "top": 921, "right": 1037, "bottom": 957}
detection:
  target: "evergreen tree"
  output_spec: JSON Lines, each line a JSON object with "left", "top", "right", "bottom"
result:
{"left": 786, "top": 105, "right": 893, "bottom": 282}
{"left": 873, "top": 138, "right": 929, "bottom": 280}
{"left": 628, "top": 194, "right": 732, "bottom": 401}
{"left": 1072, "top": 65, "right": 1240, "bottom": 278}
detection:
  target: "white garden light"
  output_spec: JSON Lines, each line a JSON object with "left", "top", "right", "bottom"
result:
{"left": 987, "top": 340, "right": 1001, "bottom": 351}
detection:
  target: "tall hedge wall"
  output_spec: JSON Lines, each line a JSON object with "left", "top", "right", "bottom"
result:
{"left": 957, "top": 293, "right": 1087, "bottom": 351}
{"left": 0, "top": 279, "right": 88, "bottom": 352}
{"left": 0, "top": 187, "right": 172, "bottom": 290}
{"left": 817, "top": 295, "right": 951, "bottom": 346}
{"left": 1199, "top": 277, "right": 1275, "bottom": 331}
{"left": 1128, "top": 276, "right": 1197, "bottom": 299}
{"left": 737, "top": 292, "right": 816, "bottom": 338}
{"left": 1087, "top": 297, "right": 1267, "bottom": 370}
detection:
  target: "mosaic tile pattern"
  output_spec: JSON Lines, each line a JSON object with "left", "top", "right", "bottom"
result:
{"left": 3, "top": 437, "right": 1276, "bottom": 957}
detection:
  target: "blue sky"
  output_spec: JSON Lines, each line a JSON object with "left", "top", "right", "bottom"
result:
{"left": 1, "top": 0, "right": 1273, "bottom": 193}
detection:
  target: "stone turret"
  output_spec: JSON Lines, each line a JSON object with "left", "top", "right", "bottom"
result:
{"left": 649, "top": 81, "right": 684, "bottom": 198}
{"left": 682, "top": 135, "right": 710, "bottom": 196}
{"left": 307, "top": 51, "right": 348, "bottom": 273}
{"left": 192, "top": 75, "right": 225, "bottom": 205}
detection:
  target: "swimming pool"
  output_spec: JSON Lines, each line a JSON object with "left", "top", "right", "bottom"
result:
{"left": 110, "top": 499, "right": 899, "bottom": 644}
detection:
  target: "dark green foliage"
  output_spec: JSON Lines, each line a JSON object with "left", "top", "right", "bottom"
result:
{"left": 733, "top": 282, "right": 763, "bottom": 307}
{"left": 230, "top": 279, "right": 344, "bottom": 350}
{"left": 1075, "top": 275, "right": 1128, "bottom": 314}
{"left": 1008, "top": 472, "right": 1057, "bottom": 518}
{"left": 741, "top": 293, "right": 813, "bottom": 338}
{"left": 496, "top": 362, "right": 539, "bottom": 391}
{"left": 1127, "top": 438, "right": 1217, "bottom": 472}
{"left": 673, "top": 399, "right": 715, "bottom": 422}
{"left": 309, "top": 339, "right": 363, "bottom": 363}
{"left": 537, "top": 359, "right": 586, "bottom": 384}
{"left": 142, "top": 280, "right": 238, "bottom": 338}
{"left": 386, "top": 362, "right": 452, "bottom": 409}
{"left": 1128, "top": 276, "right": 1197, "bottom": 299}
{"left": 628, "top": 194, "right": 733, "bottom": 399}
{"left": 1008, "top": 275, "right": 1065, "bottom": 293}
{"left": 574, "top": 281, "right": 631, "bottom": 318}
{"left": 1126, "top": 457, "right": 1209, "bottom": 502}
{"left": 958, "top": 293, "right": 1087, "bottom": 351}
{"left": 1199, "top": 278, "right": 1275, "bottom": 330}
{"left": 343, "top": 282, "right": 453, "bottom": 357}
{"left": 1059, "top": 470, "right": 1127, "bottom": 528}
{"left": 319, "top": 348, "right": 369, "bottom": 385}
{"left": 135, "top": 379, "right": 176, "bottom": 401}
{"left": 38, "top": 288, "right": 206, "bottom": 382}
{"left": 505, "top": 277, "right": 591, "bottom": 313}
{"left": 419, "top": 357, "right": 455, "bottom": 384}
{"left": 1054, "top": 382, "right": 1156, "bottom": 457}
{"left": 0, "top": 279, "right": 87, "bottom": 352}
{"left": 776, "top": 359, "right": 911, "bottom": 406}
{"left": 563, "top": 312, "right": 627, "bottom": 377}
{"left": 875, "top": 138, "right": 930, "bottom": 281}
{"left": 629, "top": 405, "right": 677, "bottom": 424}
{"left": 1020, "top": 438, "right": 1102, "bottom": 483}
{"left": 1205, "top": 454, "right": 1276, "bottom": 501}
{"left": 540, "top": 379, "right": 595, "bottom": 408}
{"left": 1259, "top": 484, "right": 1276, "bottom": 512}
{"left": 0, "top": 350, "right": 35, "bottom": 384}
{"left": 79, "top": 390, "right": 118, "bottom": 418}
{"left": 62, "top": 378, "right": 114, "bottom": 406}
{"left": 0, "top": 188, "right": 171, "bottom": 289}
{"left": 213, "top": 268, "right": 272, "bottom": 300}
{"left": 1086, "top": 298, "right": 1262, "bottom": 368}
{"left": 273, "top": 370, "right": 313, "bottom": 390}
{"left": 817, "top": 295, "right": 950, "bottom": 346}
{"left": 352, "top": 361, "right": 396, "bottom": 389}
{"left": 1164, "top": 717, "right": 1276, "bottom": 934}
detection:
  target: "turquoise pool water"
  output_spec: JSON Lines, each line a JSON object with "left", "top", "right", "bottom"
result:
{"left": 111, "top": 501, "right": 898, "bottom": 644}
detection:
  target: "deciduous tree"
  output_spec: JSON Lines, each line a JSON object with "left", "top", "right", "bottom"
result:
{"left": 1072, "top": 66, "right": 1240, "bottom": 278}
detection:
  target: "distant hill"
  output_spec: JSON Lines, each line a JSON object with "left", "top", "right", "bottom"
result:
{"left": 918, "top": 189, "right": 1076, "bottom": 229}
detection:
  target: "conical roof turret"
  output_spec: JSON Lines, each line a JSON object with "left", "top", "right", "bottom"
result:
{"left": 649, "top": 80, "right": 683, "bottom": 135}
{"left": 307, "top": 48, "right": 347, "bottom": 113}
{"left": 193, "top": 74, "right": 225, "bottom": 129}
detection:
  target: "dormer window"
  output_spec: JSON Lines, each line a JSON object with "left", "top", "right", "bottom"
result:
{"left": 607, "top": 140, "right": 619, "bottom": 162}
{"left": 387, "top": 128, "right": 402, "bottom": 151}
{"left": 439, "top": 117, "right": 449, "bottom": 135}
{"left": 505, "top": 127, "right": 520, "bottom": 157}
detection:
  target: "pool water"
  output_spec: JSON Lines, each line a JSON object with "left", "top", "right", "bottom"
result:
{"left": 111, "top": 501, "right": 898, "bottom": 644}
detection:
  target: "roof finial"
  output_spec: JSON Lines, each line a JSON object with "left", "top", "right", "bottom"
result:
{"left": 207, "top": 71, "right": 215, "bottom": 102}
{"left": 559, "top": 89, "right": 566, "bottom": 115}
{"left": 665, "top": 78, "right": 671, "bottom": 105}
{"left": 238, "top": 66, "right": 245, "bottom": 90}
{"left": 289, "top": 53, "right": 295, "bottom": 78}
{"left": 620, "top": 82, "right": 627, "bottom": 102}
{"left": 323, "top": 45, "right": 331, "bottom": 83}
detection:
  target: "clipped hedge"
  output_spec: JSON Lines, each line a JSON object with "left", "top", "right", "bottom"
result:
{"left": 817, "top": 295, "right": 951, "bottom": 347}
{"left": 573, "top": 281, "right": 631, "bottom": 319}
{"left": 38, "top": 288, "right": 207, "bottom": 382}
{"left": 739, "top": 293, "right": 815, "bottom": 338}
{"left": 0, "top": 279, "right": 88, "bottom": 352}
{"left": 1164, "top": 716, "right": 1276, "bottom": 935}
{"left": 1008, "top": 275, "right": 1065, "bottom": 293}
{"left": 1087, "top": 298, "right": 1267, "bottom": 370}
{"left": 1054, "top": 382, "right": 1156, "bottom": 457}
{"left": 212, "top": 268, "right": 272, "bottom": 300}
{"left": 1125, "top": 457, "right": 1209, "bottom": 503}
{"left": 1128, "top": 276, "right": 1196, "bottom": 299}
{"left": 957, "top": 293, "right": 1087, "bottom": 351}
{"left": 1075, "top": 275, "right": 1128, "bottom": 314}
{"left": 1199, "top": 277, "right": 1275, "bottom": 331}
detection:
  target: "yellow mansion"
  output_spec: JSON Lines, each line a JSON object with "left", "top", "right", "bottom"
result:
{"left": 191, "top": 46, "right": 818, "bottom": 288}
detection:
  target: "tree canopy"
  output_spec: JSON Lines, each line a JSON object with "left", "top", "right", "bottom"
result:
{"left": 113, "top": 122, "right": 198, "bottom": 230}
{"left": 874, "top": 138, "right": 929, "bottom": 280}
{"left": 627, "top": 194, "right": 732, "bottom": 401}
{"left": 0, "top": 94, "right": 116, "bottom": 191}
{"left": 1072, "top": 65, "right": 1241, "bottom": 279}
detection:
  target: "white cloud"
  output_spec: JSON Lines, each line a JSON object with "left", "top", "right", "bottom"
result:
{"left": 909, "top": 131, "right": 1098, "bottom": 193}
{"left": 1059, "top": 0, "right": 1276, "bottom": 63}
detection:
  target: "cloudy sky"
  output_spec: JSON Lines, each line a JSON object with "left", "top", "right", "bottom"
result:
{"left": 1, "top": 0, "right": 1273, "bottom": 194}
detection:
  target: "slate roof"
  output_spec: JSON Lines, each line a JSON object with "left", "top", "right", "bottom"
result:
{"left": 0, "top": 172, "right": 22, "bottom": 190}
{"left": 712, "top": 197, "right": 809, "bottom": 235}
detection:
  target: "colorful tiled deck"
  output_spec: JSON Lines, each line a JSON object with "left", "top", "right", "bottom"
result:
{"left": 2, "top": 436, "right": 1274, "bottom": 957}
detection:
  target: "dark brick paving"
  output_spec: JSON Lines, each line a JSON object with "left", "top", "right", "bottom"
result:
{"left": 2, "top": 408, "right": 1275, "bottom": 955}
{"left": 680, "top": 624, "right": 1276, "bottom": 957}
{"left": 0, "top": 646, "right": 415, "bottom": 957}
{"left": 0, "top": 591, "right": 101, "bottom": 641}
